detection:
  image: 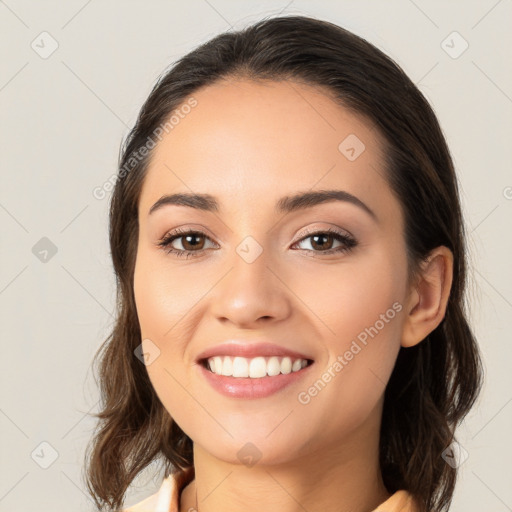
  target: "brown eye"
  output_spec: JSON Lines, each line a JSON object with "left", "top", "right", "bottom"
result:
{"left": 179, "top": 233, "right": 206, "bottom": 251}
{"left": 309, "top": 233, "right": 335, "bottom": 251}
{"left": 293, "top": 229, "right": 357, "bottom": 255}
{"left": 157, "top": 229, "right": 217, "bottom": 258}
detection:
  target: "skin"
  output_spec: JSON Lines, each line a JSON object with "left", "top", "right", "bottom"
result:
{"left": 133, "top": 79, "right": 453, "bottom": 512}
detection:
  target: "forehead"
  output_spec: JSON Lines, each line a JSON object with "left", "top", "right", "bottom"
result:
{"left": 139, "top": 79, "right": 389, "bottom": 213}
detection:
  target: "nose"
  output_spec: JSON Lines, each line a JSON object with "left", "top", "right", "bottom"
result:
{"left": 208, "top": 248, "right": 292, "bottom": 328}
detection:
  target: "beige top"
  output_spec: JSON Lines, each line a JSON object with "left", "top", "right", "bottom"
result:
{"left": 123, "top": 467, "right": 419, "bottom": 512}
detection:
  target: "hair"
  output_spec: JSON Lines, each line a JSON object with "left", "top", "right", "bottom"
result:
{"left": 84, "top": 14, "right": 483, "bottom": 512}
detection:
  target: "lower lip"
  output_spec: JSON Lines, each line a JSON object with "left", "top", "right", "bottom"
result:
{"left": 198, "top": 362, "right": 314, "bottom": 399}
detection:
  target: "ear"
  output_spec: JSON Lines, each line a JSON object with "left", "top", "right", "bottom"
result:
{"left": 401, "top": 246, "right": 454, "bottom": 348}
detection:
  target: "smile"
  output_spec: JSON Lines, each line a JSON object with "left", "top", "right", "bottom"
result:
{"left": 198, "top": 356, "right": 315, "bottom": 399}
{"left": 202, "top": 355, "right": 312, "bottom": 378}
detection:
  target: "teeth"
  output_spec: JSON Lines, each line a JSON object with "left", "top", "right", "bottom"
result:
{"left": 292, "top": 359, "right": 302, "bottom": 372}
{"left": 232, "top": 357, "right": 249, "bottom": 377}
{"left": 205, "top": 355, "right": 310, "bottom": 378}
{"left": 249, "top": 357, "right": 267, "bottom": 378}
{"left": 267, "top": 356, "right": 281, "bottom": 376}
{"left": 221, "top": 356, "right": 233, "bottom": 376}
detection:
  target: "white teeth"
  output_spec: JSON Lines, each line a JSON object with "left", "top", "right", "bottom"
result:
{"left": 232, "top": 357, "right": 249, "bottom": 377}
{"left": 249, "top": 357, "right": 267, "bottom": 378}
{"left": 267, "top": 356, "right": 281, "bottom": 376}
{"left": 221, "top": 356, "right": 233, "bottom": 376}
{"left": 205, "top": 355, "right": 310, "bottom": 378}
{"left": 292, "top": 359, "right": 302, "bottom": 372}
{"left": 281, "top": 356, "right": 292, "bottom": 374}
{"left": 213, "top": 356, "right": 223, "bottom": 373}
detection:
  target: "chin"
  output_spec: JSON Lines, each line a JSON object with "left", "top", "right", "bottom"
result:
{"left": 192, "top": 426, "right": 312, "bottom": 468}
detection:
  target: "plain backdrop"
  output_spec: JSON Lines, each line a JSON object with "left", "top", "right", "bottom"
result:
{"left": 1, "top": 1, "right": 511, "bottom": 511}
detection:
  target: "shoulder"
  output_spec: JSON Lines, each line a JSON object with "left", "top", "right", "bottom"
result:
{"left": 122, "top": 467, "right": 195, "bottom": 512}
{"left": 372, "top": 489, "right": 421, "bottom": 512}
{"left": 122, "top": 496, "right": 157, "bottom": 512}
{"left": 122, "top": 490, "right": 160, "bottom": 512}
{"left": 122, "top": 479, "right": 173, "bottom": 512}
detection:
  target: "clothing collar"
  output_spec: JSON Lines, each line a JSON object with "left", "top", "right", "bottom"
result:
{"left": 124, "top": 467, "right": 419, "bottom": 512}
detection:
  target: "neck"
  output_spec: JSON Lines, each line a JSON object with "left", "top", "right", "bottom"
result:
{"left": 180, "top": 399, "right": 390, "bottom": 512}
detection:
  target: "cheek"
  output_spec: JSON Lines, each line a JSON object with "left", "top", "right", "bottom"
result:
{"left": 288, "top": 247, "right": 406, "bottom": 423}
{"left": 133, "top": 250, "right": 203, "bottom": 424}
{"left": 133, "top": 247, "right": 204, "bottom": 344}
{"left": 288, "top": 245, "right": 407, "bottom": 350}
{"left": 133, "top": 249, "right": 196, "bottom": 392}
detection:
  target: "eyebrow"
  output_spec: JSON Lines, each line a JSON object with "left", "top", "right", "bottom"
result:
{"left": 148, "top": 189, "right": 376, "bottom": 220}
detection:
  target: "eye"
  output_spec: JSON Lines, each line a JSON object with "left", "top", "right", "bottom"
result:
{"left": 157, "top": 226, "right": 358, "bottom": 259}
{"left": 291, "top": 227, "right": 357, "bottom": 255}
{"left": 157, "top": 228, "right": 217, "bottom": 259}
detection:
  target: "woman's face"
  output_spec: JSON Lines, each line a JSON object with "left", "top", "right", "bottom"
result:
{"left": 134, "top": 79, "right": 411, "bottom": 466}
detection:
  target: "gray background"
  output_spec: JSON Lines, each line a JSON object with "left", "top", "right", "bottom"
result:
{"left": 1, "top": 1, "right": 511, "bottom": 510}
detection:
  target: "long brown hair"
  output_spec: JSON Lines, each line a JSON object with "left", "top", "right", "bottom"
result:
{"left": 84, "top": 14, "right": 483, "bottom": 511}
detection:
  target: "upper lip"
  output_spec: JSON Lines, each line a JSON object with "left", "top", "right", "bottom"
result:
{"left": 195, "top": 341, "right": 314, "bottom": 362}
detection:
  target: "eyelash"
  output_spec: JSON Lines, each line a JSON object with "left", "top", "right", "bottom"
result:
{"left": 157, "top": 227, "right": 358, "bottom": 259}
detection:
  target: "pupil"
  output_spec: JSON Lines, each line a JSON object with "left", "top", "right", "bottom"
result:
{"left": 312, "top": 234, "right": 332, "bottom": 250}
{"left": 184, "top": 234, "right": 203, "bottom": 250}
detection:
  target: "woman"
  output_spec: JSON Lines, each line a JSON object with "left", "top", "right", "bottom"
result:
{"left": 85, "top": 15, "right": 483, "bottom": 512}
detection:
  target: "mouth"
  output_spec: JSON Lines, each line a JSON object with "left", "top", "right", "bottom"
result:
{"left": 198, "top": 355, "right": 315, "bottom": 399}
{"left": 199, "top": 355, "right": 315, "bottom": 379}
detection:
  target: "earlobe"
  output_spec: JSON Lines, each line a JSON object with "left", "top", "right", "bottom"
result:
{"left": 401, "top": 246, "right": 454, "bottom": 348}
